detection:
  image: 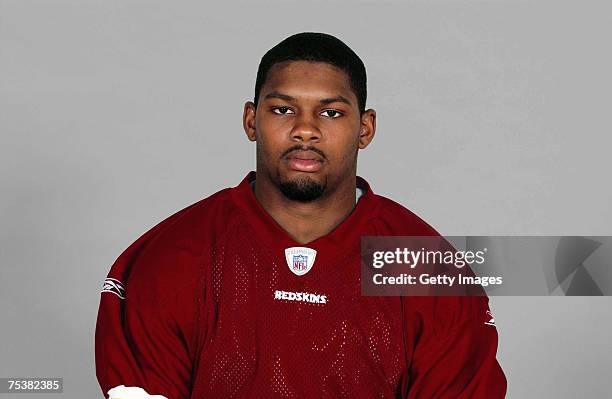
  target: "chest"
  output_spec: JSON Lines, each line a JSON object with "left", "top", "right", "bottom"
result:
{"left": 192, "top": 236, "right": 409, "bottom": 398}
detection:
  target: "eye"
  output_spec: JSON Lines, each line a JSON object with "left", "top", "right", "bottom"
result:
{"left": 272, "top": 106, "right": 294, "bottom": 115}
{"left": 320, "top": 109, "right": 343, "bottom": 118}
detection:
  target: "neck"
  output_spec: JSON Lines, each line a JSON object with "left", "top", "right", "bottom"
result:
{"left": 253, "top": 173, "right": 357, "bottom": 244}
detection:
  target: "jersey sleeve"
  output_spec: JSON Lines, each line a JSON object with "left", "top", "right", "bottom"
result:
{"left": 95, "top": 208, "right": 202, "bottom": 399}
{"left": 405, "top": 296, "right": 507, "bottom": 398}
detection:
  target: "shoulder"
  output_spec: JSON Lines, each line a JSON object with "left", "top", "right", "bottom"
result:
{"left": 371, "top": 193, "right": 441, "bottom": 236}
{"left": 108, "top": 186, "right": 241, "bottom": 309}
{"left": 369, "top": 193, "right": 492, "bottom": 333}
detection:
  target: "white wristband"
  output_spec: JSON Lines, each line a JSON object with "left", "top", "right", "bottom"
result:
{"left": 107, "top": 385, "right": 168, "bottom": 399}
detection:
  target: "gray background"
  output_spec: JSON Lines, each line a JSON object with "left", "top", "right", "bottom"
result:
{"left": 1, "top": 1, "right": 611, "bottom": 398}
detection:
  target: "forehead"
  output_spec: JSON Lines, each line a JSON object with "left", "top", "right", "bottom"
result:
{"left": 261, "top": 61, "right": 356, "bottom": 103}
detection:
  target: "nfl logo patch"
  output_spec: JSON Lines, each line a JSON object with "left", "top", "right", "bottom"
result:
{"left": 284, "top": 247, "right": 317, "bottom": 276}
{"left": 293, "top": 255, "right": 307, "bottom": 271}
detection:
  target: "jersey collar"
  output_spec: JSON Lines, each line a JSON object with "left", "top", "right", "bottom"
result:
{"left": 230, "top": 171, "right": 380, "bottom": 264}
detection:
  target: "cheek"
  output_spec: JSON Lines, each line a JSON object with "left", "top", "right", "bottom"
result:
{"left": 256, "top": 135, "right": 278, "bottom": 163}
{"left": 256, "top": 117, "right": 284, "bottom": 141}
{"left": 326, "top": 134, "right": 360, "bottom": 164}
{"left": 258, "top": 115, "right": 292, "bottom": 137}
{"left": 256, "top": 120, "right": 293, "bottom": 150}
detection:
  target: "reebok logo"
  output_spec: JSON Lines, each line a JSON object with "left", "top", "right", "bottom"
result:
{"left": 101, "top": 278, "right": 126, "bottom": 299}
{"left": 484, "top": 310, "right": 496, "bottom": 326}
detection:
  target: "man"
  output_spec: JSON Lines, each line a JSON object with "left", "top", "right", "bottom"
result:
{"left": 96, "top": 32, "right": 507, "bottom": 398}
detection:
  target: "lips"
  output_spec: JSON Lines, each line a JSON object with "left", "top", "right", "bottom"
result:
{"left": 285, "top": 150, "right": 324, "bottom": 172}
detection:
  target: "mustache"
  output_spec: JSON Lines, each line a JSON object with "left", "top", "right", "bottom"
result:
{"left": 281, "top": 145, "right": 327, "bottom": 160}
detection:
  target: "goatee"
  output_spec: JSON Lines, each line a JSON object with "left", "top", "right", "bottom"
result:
{"left": 279, "top": 177, "right": 325, "bottom": 202}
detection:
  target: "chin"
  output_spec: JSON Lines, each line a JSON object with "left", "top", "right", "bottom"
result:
{"left": 278, "top": 174, "right": 326, "bottom": 203}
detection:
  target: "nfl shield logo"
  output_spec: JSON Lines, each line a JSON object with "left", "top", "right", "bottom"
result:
{"left": 293, "top": 255, "right": 308, "bottom": 271}
{"left": 285, "top": 247, "right": 317, "bottom": 276}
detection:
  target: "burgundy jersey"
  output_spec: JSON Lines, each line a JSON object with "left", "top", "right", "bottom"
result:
{"left": 95, "top": 171, "right": 507, "bottom": 398}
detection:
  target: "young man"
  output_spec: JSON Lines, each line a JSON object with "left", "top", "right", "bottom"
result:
{"left": 96, "top": 32, "right": 507, "bottom": 398}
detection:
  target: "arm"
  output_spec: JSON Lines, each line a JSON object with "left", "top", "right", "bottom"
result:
{"left": 96, "top": 276, "right": 199, "bottom": 399}
{"left": 95, "top": 210, "right": 201, "bottom": 399}
{"left": 405, "top": 296, "right": 507, "bottom": 398}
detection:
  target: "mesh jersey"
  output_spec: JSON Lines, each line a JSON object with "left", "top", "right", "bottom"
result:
{"left": 95, "top": 171, "right": 507, "bottom": 399}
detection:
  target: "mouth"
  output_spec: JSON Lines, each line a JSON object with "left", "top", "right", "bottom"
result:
{"left": 284, "top": 150, "right": 324, "bottom": 173}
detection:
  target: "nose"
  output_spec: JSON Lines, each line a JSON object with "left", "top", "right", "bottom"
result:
{"left": 290, "top": 114, "right": 321, "bottom": 143}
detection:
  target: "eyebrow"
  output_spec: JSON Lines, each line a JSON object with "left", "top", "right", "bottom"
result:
{"left": 263, "top": 92, "right": 353, "bottom": 106}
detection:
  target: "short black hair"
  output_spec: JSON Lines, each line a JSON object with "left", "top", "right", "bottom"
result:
{"left": 254, "top": 32, "right": 367, "bottom": 113}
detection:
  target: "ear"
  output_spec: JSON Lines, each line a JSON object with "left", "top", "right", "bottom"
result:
{"left": 243, "top": 101, "right": 257, "bottom": 142}
{"left": 358, "top": 109, "right": 376, "bottom": 149}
